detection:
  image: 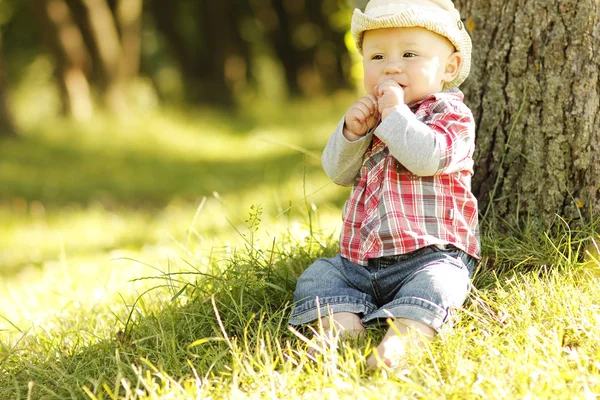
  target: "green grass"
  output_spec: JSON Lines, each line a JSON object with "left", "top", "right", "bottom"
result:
{"left": 1, "top": 97, "right": 600, "bottom": 399}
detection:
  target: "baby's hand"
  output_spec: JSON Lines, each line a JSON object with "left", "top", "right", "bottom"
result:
{"left": 377, "top": 80, "right": 405, "bottom": 120}
{"left": 343, "top": 94, "right": 379, "bottom": 141}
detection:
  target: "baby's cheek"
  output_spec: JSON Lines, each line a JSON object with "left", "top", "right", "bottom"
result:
{"left": 363, "top": 75, "right": 378, "bottom": 95}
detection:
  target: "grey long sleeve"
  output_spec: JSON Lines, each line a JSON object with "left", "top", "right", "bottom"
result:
{"left": 321, "top": 117, "right": 373, "bottom": 187}
{"left": 322, "top": 93, "right": 474, "bottom": 184}
{"left": 375, "top": 105, "right": 442, "bottom": 176}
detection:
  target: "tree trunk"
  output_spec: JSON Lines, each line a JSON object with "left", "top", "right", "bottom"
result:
{"left": 253, "top": 0, "right": 352, "bottom": 98}
{"left": 454, "top": 0, "right": 600, "bottom": 226}
{"left": 259, "top": 0, "right": 303, "bottom": 97}
{"left": 30, "top": 0, "right": 93, "bottom": 120}
{"left": 149, "top": 0, "right": 249, "bottom": 106}
{"left": 115, "top": 0, "right": 142, "bottom": 80}
{"left": 198, "top": 0, "right": 236, "bottom": 106}
{"left": 147, "top": 0, "right": 199, "bottom": 87}
{"left": 306, "top": 0, "right": 351, "bottom": 94}
{"left": 80, "top": 0, "right": 130, "bottom": 113}
{"left": 0, "top": 50, "right": 17, "bottom": 137}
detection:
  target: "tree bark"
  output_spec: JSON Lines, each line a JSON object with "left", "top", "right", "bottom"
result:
{"left": 454, "top": 0, "right": 600, "bottom": 226}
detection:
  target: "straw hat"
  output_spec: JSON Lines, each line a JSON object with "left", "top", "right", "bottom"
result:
{"left": 351, "top": 0, "right": 472, "bottom": 89}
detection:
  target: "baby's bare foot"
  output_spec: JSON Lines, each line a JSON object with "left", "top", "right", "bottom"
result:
{"left": 305, "top": 327, "right": 366, "bottom": 360}
{"left": 366, "top": 335, "right": 406, "bottom": 369}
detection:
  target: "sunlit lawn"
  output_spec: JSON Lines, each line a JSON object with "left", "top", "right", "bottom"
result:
{"left": 1, "top": 94, "right": 600, "bottom": 399}
{"left": 0, "top": 96, "right": 349, "bottom": 342}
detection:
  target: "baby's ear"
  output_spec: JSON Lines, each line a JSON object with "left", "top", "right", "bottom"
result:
{"left": 442, "top": 52, "right": 462, "bottom": 83}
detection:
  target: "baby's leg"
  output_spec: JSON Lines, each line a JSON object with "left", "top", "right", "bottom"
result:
{"left": 366, "top": 318, "right": 434, "bottom": 369}
{"left": 320, "top": 312, "right": 366, "bottom": 337}
{"left": 363, "top": 247, "right": 476, "bottom": 369}
{"left": 289, "top": 255, "right": 377, "bottom": 329}
{"left": 307, "top": 312, "right": 366, "bottom": 358}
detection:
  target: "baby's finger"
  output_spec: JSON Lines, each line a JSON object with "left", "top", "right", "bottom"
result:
{"left": 354, "top": 100, "right": 376, "bottom": 120}
{"left": 357, "top": 96, "right": 378, "bottom": 115}
{"left": 347, "top": 108, "right": 369, "bottom": 133}
{"left": 377, "top": 80, "right": 400, "bottom": 97}
{"left": 365, "top": 94, "right": 378, "bottom": 106}
{"left": 365, "top": 94, "right": 379, "bottom": 114}
{"left": 358, "top": 98, "right": 379, "bottom": 129}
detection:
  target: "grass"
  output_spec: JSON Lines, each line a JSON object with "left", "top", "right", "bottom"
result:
{"left": 1, "top": 96, "right": 600, "bottom": 399}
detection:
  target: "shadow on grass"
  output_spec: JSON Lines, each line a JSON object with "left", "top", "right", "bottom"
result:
{"left": 0, "top": 135, "right": 321, "bottom": 209}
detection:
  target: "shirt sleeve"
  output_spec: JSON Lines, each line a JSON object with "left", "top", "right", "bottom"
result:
{"left": 374, "top": 97, "right": 475, "bottom": 176}
{"left": 322, "top": 117, "right": 374, "bottom": 186}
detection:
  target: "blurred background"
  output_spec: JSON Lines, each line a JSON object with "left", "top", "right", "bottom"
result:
{"left": 0, "top": 0, "right": 370, "bottom": 306}
{"left": 0, "top": 0, "right": 365, "bottom": 129}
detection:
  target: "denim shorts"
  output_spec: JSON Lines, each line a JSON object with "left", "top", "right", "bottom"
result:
{"left": 289, "top": 246, "right": 476, "bottom": 332}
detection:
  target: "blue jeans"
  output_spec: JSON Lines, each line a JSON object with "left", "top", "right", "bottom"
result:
{"left": 289, "top": 246, "right": 476, "bottom": 332}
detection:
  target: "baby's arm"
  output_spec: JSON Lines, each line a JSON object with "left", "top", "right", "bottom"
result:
{"left": 376, "top": 103, "right": 475, "bottom": 176}
{"left": 374, "top": 80, "right": 474, "bottom": 176}
{"left": 321, "top": 95, "right": 378, "bottom": 186}
{"left": 322, "top": 117, "right": 373, "bottom": 186}
{"left": 343, "top": 94, "right": 379, "bottom": 141}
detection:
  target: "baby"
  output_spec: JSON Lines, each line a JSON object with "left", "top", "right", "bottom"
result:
{"left": 290, "top": 0, "right": 480, "bottom": 369}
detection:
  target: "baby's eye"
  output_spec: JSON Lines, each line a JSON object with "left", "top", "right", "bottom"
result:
{"left": 371, "top": 54, "right": 385, "bottom": 60}
{"left": 403, "top": 52, "right": 417, "bottom": 58}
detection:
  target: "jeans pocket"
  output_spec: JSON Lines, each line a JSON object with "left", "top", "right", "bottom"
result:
{"left": 458, "top": 251, "right": 476, "bottom": 276}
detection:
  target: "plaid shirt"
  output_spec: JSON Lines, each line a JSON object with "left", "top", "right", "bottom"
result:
{"left": 323, "top": 90, "right": 480, "bottom": 266}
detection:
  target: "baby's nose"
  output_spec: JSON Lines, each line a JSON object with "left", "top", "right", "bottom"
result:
{"left": 383, "top": 61, "right": 402, "bottom": 74}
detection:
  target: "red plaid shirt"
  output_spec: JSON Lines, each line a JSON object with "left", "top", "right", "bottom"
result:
{"left": 323, "top": 90, "right": 480, "bottom": 265}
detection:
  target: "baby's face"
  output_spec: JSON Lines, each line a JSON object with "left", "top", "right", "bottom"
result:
{"left": 362, "top": 27, "right": 458, "bottom": 105}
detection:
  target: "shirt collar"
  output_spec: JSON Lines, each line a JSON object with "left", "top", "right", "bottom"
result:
{"left": 407, "top": 88, "right": 464, "bottom": 111}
